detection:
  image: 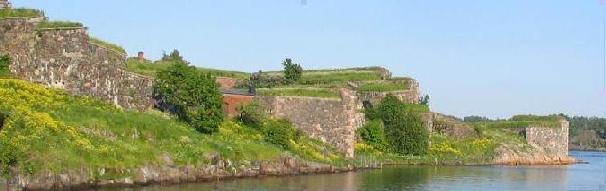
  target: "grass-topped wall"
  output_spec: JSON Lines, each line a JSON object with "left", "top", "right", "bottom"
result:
{"left": 257, "top": 88, "right": 340, "bottom": 98}
{"left": 126, "top": 58, "right": 250, "bottom": 79}
{"left": 37, "top": 20, "right": 83, "bottom": 29}
{"left": 0, "top": 8, "right": 43, "bottom": 18}
{"left": 469, "top": 115, "right": 564, "bottom": 129}
{"left": 357, "top": 80, "right": 410, "bottom": 92}
{"left": 89, "top": 37, "right": 127, "bottom": 55}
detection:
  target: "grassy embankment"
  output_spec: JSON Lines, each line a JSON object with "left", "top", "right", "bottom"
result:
{"left": 0, "top": 79, "right": 348, "bottom": 179}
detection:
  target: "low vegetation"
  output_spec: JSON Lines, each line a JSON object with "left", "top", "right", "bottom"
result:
{"left": 89, "top": 37, "right": 127, "bottom": 55}
{"left": 37, "top": 20, "right": 83, "bottom": 29}
{"left": 125, "top": 55, "right": 250, "bottom": 79}
{"left": 0, "top": 8, "right": 43, "bottom": 18}
{"left": 257, "top": 88, "right": 340, "bottom": 98}
{"left": 357, "top": 80, "right": 409, "bottom": 92}
{"left": 0, "top": 79, "right": 347, "bottom": 178}
{"left": 0, "top": 55, "right": 10, "bottom": 78}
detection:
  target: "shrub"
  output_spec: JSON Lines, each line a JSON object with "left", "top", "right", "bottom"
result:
{"left": 376, "top": 95, "right": 429, "bottom": 155}
{"left": 263, "top": 119, "right": 297, "bottom": 149}
{"left": 154, "top": 59, "right": 224, "bottom": 134}
{"left": 237, "top": 101, "right": 266, "bottom": 128}
{"left": 283, "top": 58, "right": 303, "bottom": 84}
{"left": 0, "top": 55, "right": 10, "bottom": 78}
{"left": 357, "top": 120, "right": 388, "bottom": 151}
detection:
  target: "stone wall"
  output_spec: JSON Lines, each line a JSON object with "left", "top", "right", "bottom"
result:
{"left": 430, "top": 113, "right": 476, "bottom": 139}
{"left": 525, "top": 120, "right": 569, "bottom": 157}
{"left": 0, "top": 18, "right": 153, "bottom": 110}
{"left": 216, "top": 77, "right": 239, "bottom": 89}
{"left": 357, "top": 79, "right": 420, "bottom": 106}
{"left": 223, "top": 94, "right": 254, "bottom": 118}
{"left": 257, "top": 89, "right": 365, "bottom": 158}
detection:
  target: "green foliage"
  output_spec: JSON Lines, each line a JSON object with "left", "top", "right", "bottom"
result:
{"left": 429, "top": 134, "right": 497, "bottom": 164}
{"left": 374, "top": 95, "right": 429, "bottom": 156}
{"left": 0, "top": 79, "right": 348, "bottom": 178}
{"left": 237, "top": 101, "right": 266, "bottom": 128}
{"left": 262, "top": 119, "right": 297, "bottom": 149}
{"left": 0, "top": 55, "right": 10, "bottom": 78}
{"left": 126, "top": 58, "right": 250, "bottom": 79}
{"left": 154, "top": 60, "right": 224, "bottom": 134}
{"left": 282, "top": 58, "right": 303, "bottom": 84}
{"left": 261, "top": 67, "right": 386, "bottom": 87}
{"left": 463, "top": 116, "right": 492, "bottom": 122}
{"left": 358, "top": 81, "right": 409, "bottom": 92}
{"left": 419, "top": 95, "right": 430, "bottom": 105}
{"left": 0, "top": 8, "right": 43, "bottom": 18}
{"left": 469, "top": 114, "right": 562, "bottom": 129}
{"left": 37, "top": 20, "right": 83, "bottom": 28}
{"left": 257, "top": 88, "right": 340, "bottom": 98}
{"left": 357, "top": 120, "right": 388, "bottom": 151}
{"left": 162, "top": 50, "right": 183, "bottom": 62}
{"left": 89, "top": 37, "right": 127, "bottom": 54}
{"left": 510, "top": 114, "right": 563, "bottom": 122}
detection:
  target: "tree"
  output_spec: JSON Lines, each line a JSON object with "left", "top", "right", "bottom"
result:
{"left": 376, "top": 95, "right": 429, "bottom": 155}
{"left": 419, "top": 95, "right": 430, "bottom": 105}
{"left": 282, "top": 58, "right": 303, "bottom": 84}
{"left": 154, "top": 59, "right": 224, "bottom": 134}
{"left": 161, "top": 49, "right": 183, "bottom": 61}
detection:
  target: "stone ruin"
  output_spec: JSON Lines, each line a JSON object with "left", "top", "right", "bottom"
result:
{"left": 0, "top": 0, "right": 10, "bottom": 9}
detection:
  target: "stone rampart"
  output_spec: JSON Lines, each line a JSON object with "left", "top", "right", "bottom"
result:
{"left": 357, "top": 79, "right": 420, "bottom": 106}
{"left": 0, "top": 18, "right": 153, "bottom": 110}
{"left": 256, "top": 89, "right": 364, "bottom": 158}
{"left": 525, "top": 120, "right": 569, "bottom": 157}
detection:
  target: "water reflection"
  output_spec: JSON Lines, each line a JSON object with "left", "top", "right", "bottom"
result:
{"left": 90, "top": 151, "right": 606, "bottom": 191}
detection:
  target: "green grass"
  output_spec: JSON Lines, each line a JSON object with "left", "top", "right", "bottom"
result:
{"left": 357, "top": 80, "right": 409, "bottom": 92}
{"left": 89, "top": 37, "right": 127, "bottom": 55}
{"left": 126, "top": 58, "right": 250, "bottom": 79}
{"left": 257, "top": 88, "right": 341, "bottom": 98}
{"left": 0, "top": 79, "right": 346, "bottom": 178}
{"left": 37, "top": 20, "right": 83, "bottom": 28}
{"left": 0, "top": 8, "right": 43, "bottom": 18}
{"left": 468, "top": 115, "right": 562, "bottom": 129}
{"left": 262, "top": 67, "right": 386, "bottom": 86}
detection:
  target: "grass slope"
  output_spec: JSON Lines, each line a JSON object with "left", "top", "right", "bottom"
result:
{"left": 126, "top": 59, "right": 250, "bottom": 79}
{"left": 0, "top": 79, "right": 345, "bottom": 178}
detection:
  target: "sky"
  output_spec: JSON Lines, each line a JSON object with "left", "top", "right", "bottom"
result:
{"left": 12, "top": 0, "right": 606, "bottom": 119}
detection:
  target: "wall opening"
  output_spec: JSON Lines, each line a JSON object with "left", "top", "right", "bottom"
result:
{"left": 362, "top": 100, "right": 373, "bottom": 110}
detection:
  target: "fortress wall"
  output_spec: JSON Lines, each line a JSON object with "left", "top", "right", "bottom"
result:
{"left": 257, "top": 89, "right": 365, "bottom": 158}
{"left": 0, "top": 18, "right": 153, "bottom": 110}
{"left": 525, "top": 120, "right": 569, "bottom": 157}
{"left": 357, "top": 79, "right": 420, "bottom": 106}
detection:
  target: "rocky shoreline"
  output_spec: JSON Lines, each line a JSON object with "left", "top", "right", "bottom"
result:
{"left": 8, "top": 157, "right": 359, "bottom": 191}
{"left": 6, "top": 154, "right": 581, "bottom": 191}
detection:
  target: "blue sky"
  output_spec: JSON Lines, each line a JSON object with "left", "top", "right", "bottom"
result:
{"left": 13, "top": 0, "right": 606, "bottom": 118}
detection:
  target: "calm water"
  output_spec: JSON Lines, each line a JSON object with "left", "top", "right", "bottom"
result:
{"left": 55, "top": 151, "right": 606, "bottom": 190}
